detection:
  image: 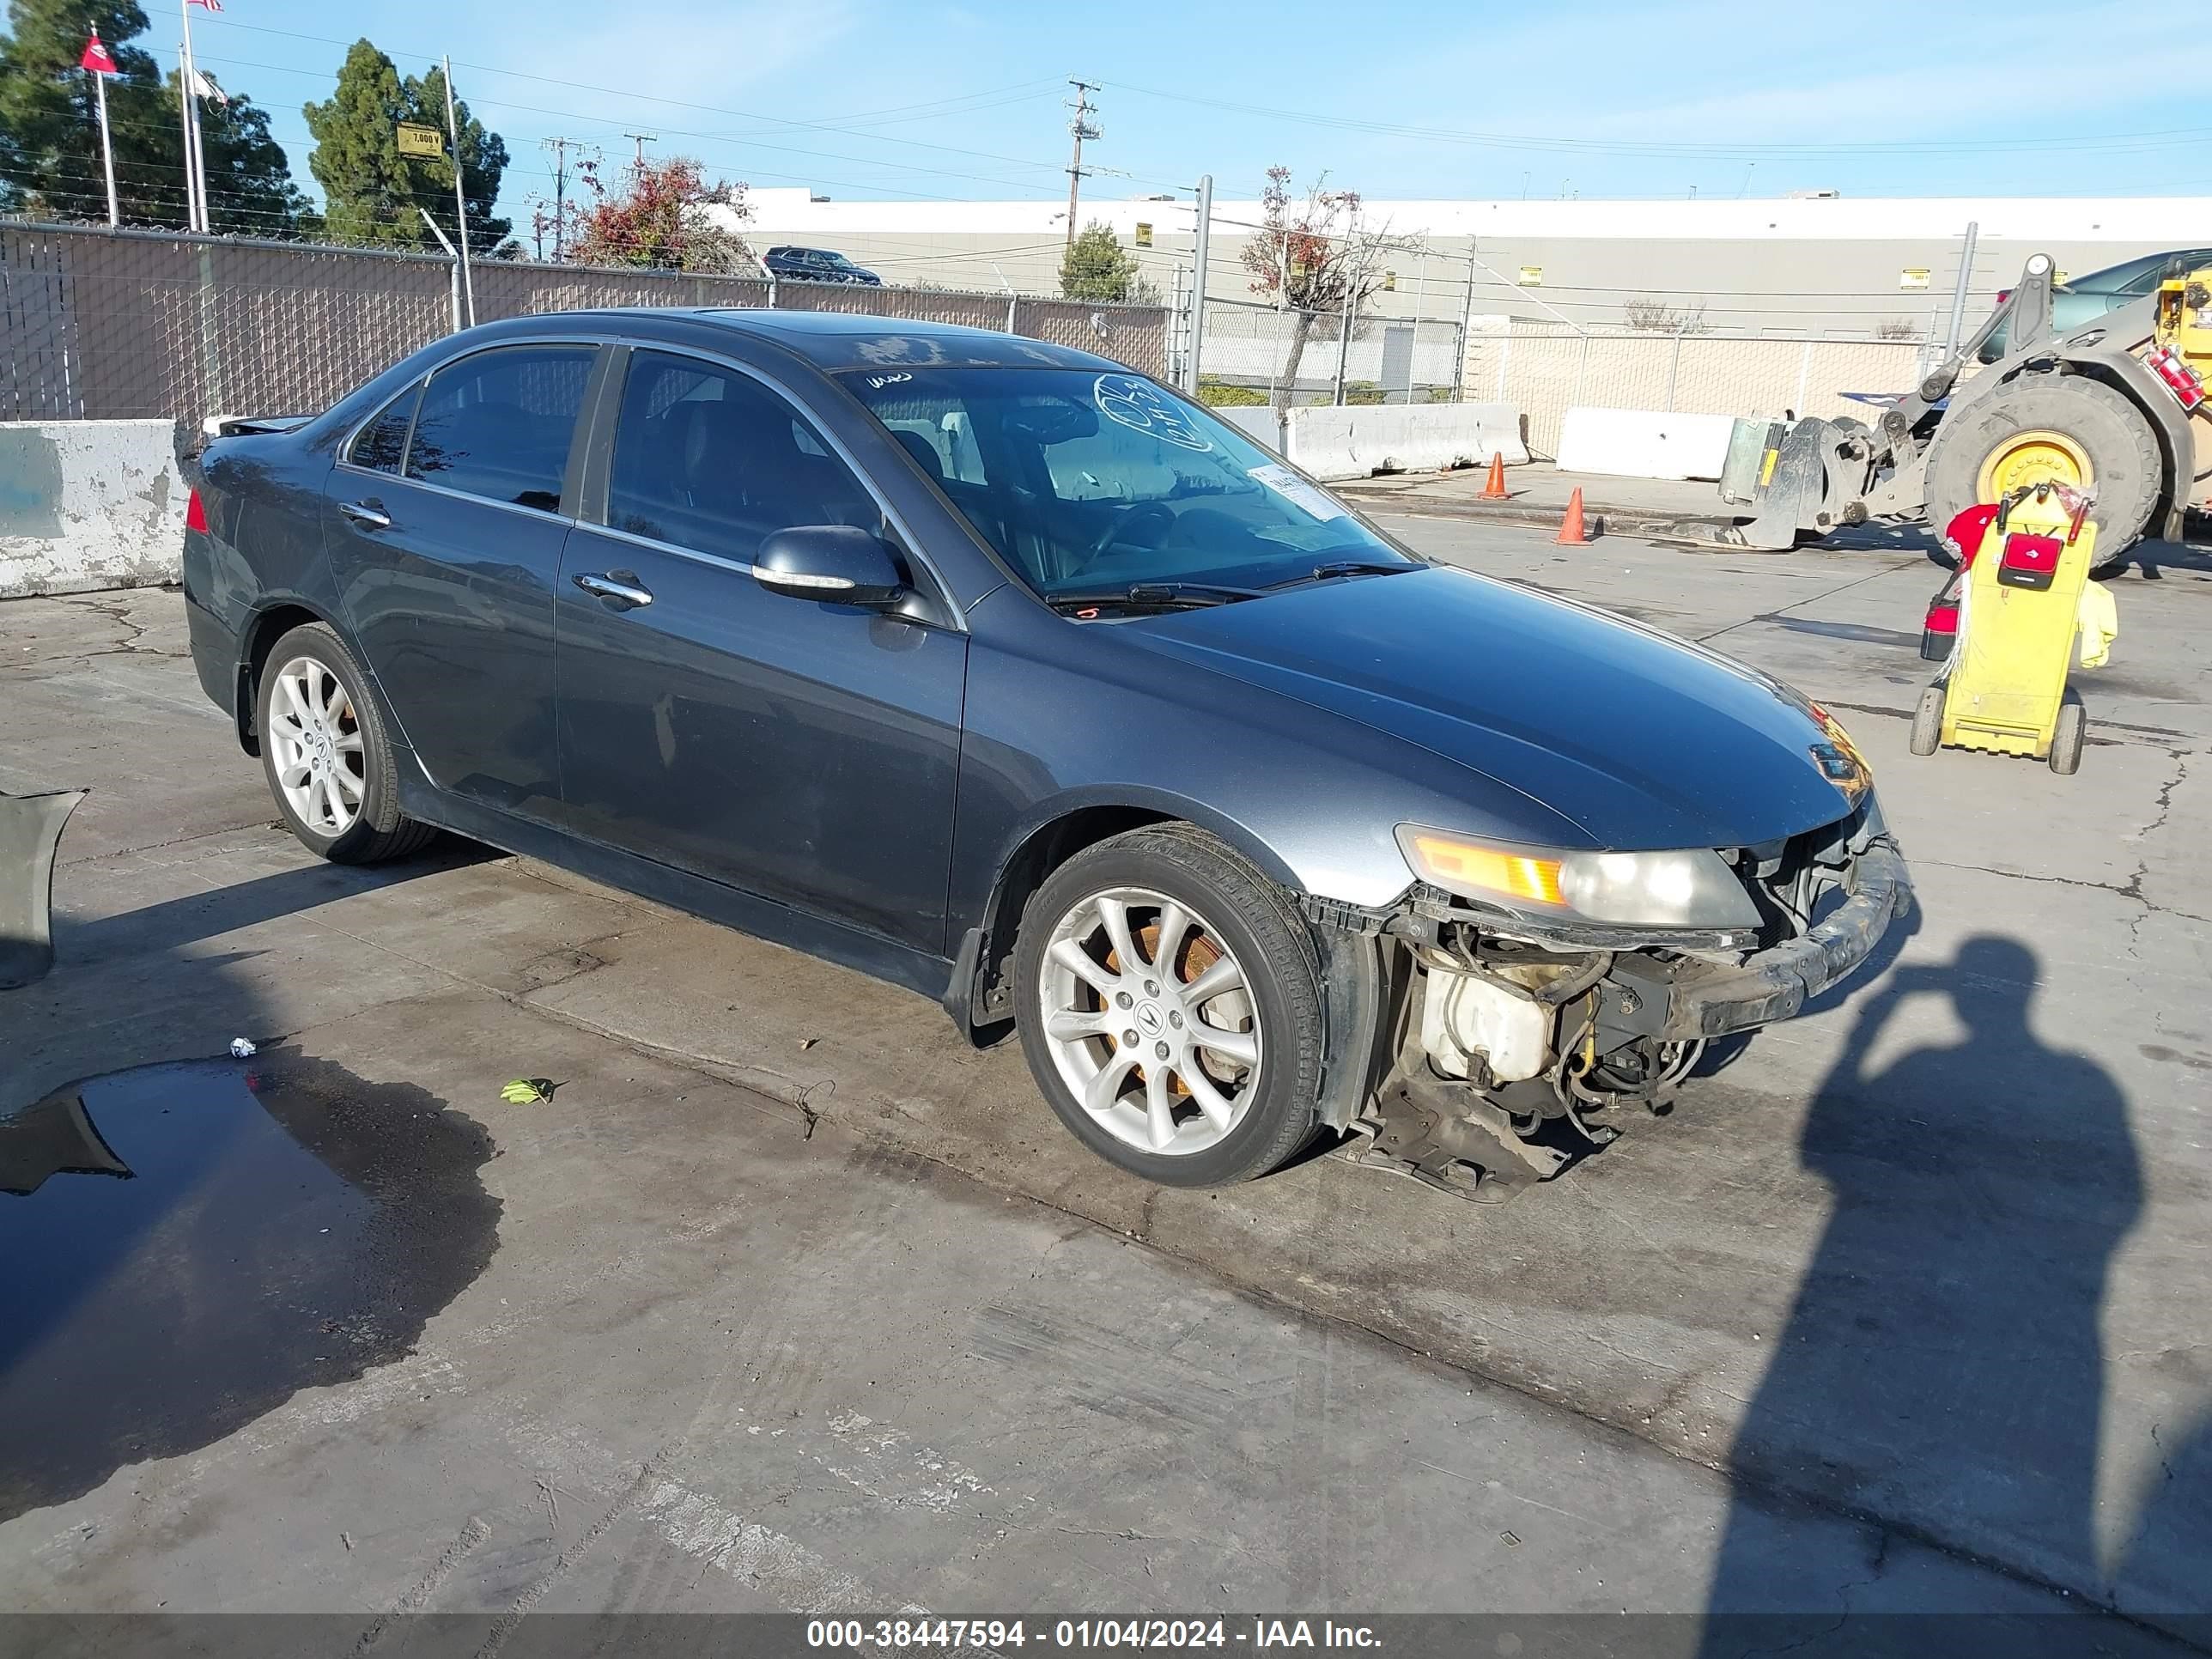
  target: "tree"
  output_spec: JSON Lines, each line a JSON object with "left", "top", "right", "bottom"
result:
{"left": 1059, "top": 220, "right": 1139, "bottom": 302}
{"left": 304, "top": 40, "right": 508, "bottom": 253}
{"left": 569, "top": 155, "right": 752, "bottom": 273}
{"left": 0, "top": 0, "right": 307, "bottom": 230}
{"left": 1240, "top": 166, "right": 1389, "bottom": 431}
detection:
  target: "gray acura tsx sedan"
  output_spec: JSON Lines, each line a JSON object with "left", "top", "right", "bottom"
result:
{"left": 183, "top": 309, "right": 1908, "bottom": 1196}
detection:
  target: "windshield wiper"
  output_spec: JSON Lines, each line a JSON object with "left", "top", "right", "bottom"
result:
{"left": 1277, "top": 559, "right": 1419, "bottom": 588}
{"left": 1045, "top": 580, "right": 1266, "bottom": 613}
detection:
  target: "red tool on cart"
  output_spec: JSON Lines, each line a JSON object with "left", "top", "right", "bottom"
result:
{"left": 1920, "top": 502, "right": 2000, "bottom": 660}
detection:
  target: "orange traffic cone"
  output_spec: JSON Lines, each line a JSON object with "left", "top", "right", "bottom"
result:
{"left": 1554, "top": 488, "right": 1590, "bottom": 545}
{"left": 1480, "top": 452, "right": 1509, "bottom": 500}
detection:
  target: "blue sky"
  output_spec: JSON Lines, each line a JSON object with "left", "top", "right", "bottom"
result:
{"left": 163, "top": 0, "right": 2209, "bottom": 236}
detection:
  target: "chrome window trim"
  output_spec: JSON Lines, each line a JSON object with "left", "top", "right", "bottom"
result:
{"left": 573, "top": 519, "right": 957, "bottom": 632}
{"left": 584, "top": 520, "right": 754, "bottom": 577}
{"left": 597, "top": 336, "right": 966, "bottom": 631}
{"left": 352, "top": 471, "right": 580, "bottom": 526}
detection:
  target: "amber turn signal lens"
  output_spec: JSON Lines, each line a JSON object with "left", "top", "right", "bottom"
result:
{"left": 1405, "top": 834, "right": 1565, "bottom": 906}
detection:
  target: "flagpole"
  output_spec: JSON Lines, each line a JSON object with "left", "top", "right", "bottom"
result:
{"left": 90, "top": 46, "right": 118, "bottom": 226}
{"left": 443, "top": 57, "right": 476, "bottom": 327}
{"left": 181, "top": 8, "right": 210, "bottom": 233}
{"left": 176, "top": 14, "right": 200, "bottom": 232}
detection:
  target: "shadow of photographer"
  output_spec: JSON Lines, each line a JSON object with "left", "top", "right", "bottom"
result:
{"left": 1705, "top": 934, "right": 2153, "bottom": 1638}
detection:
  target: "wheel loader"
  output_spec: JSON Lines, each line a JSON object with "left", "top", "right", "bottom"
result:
{"left": 1713, "top": 253, "right": 2211, "bottom": 557}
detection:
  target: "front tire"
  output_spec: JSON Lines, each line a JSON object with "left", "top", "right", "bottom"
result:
{"left": 1923, "top": 374, "right": 2160, "bottom": 560}
{"left": 1012, "top": 825, "right": 1325, "bottom": 1188}
{"left": 257, "top": 622, "right": 438, "bottom": 865}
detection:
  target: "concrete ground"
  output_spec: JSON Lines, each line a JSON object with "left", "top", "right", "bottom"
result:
{"left": 2, "top": 515, "right": 2209, "bottom": 1648}
{"left": 1341, "top": 461, "right": 1736, "bottom": 529}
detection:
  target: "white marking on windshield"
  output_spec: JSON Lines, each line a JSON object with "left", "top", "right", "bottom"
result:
{"left": 1094, "top": 374, "right": 1212, "bottom": 452}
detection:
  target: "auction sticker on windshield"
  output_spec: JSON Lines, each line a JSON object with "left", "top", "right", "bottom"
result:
{"left": 1248, "top": 462, "right": 1347, "bottom": 521}
{"left": 1095, "top": 374, "right": 1212, "bottom": 451}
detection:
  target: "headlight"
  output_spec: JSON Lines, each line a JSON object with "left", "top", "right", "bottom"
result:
{"left": 1395, "top": 825, "right": 1760, "bottom": 929}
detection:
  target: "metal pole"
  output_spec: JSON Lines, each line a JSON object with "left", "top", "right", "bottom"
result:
{"left": 177, "top": 1, "right": 200, "bottom": 232}
{"left": 185, "top": 44, "right": 209, "bottom": 232}
{"left": 1333, "top": 289, "right": 1356, "bottom": 406}
{"left": 93, "top": 62, "right": 118, "bottom": 227}
{"left": 1184, "top": 173, "right": 1212, "bottom": 396}
{"left": 1943, "top": 220, "right": 1979, "bottom": 359}
{"left": 444, "top": 58, "right": 475, "bottom": 327}
{"left": 419, "top": 208, "right": 462, "bottom": 332}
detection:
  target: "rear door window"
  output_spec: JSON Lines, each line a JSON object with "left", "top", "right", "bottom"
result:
{"left": 404, "top": 345, "right": 596, "bottom": 513}
{"left": 604, "top": 350, "right": 878, "bottom": 564}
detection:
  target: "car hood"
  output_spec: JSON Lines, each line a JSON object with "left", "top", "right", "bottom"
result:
{"left": 1125, "top": 565, "right": 1863, "bottom": 851}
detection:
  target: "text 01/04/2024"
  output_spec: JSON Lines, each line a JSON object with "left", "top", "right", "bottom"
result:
{"left": 805, "top": 1620, "right": 1383, "bottom": 1649}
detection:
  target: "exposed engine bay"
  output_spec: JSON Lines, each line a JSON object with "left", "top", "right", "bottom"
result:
{"left": 1322, "top": 807, "right": 1909, "bottom": 1201}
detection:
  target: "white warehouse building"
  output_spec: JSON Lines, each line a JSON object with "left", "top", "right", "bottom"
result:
{"left": 728, "top": 187, "right": 2210, "bottom": 337}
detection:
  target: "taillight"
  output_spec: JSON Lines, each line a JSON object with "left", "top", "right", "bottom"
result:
{"left": 185, "top": 487, "right": 210, "bottom": 534}
{"left": 1996, "top": 289, "right": 2012, "bottom": 305}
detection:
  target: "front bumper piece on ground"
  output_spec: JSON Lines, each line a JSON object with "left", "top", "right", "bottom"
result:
{"left": 1661, "top": 841, "right": 1911, "bottom": 1040}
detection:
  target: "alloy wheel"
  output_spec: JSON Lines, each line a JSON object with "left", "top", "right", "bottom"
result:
{"left": 1037, "top": 885, "right": 1262, "bottom": 1157}
{"left": 267, "top": 654, "right": 367, "bottom": 837}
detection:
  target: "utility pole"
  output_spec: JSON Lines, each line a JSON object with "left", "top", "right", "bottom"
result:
{"left": 541, "top": 136, "right": 579, "bottom": 262}
{"left": 1943, "top": 221, "right": 1981, "bottom": 360}
{"left": 443, "top": 57, "right": 474, "bottom": 328}
{"left": 1182, "top": 173, "right": 1212, "bottom": 395}
{"left": 1063, "top": 80, "right": 1099, "bottom": 248}
{"left": 623, "top": 131, "right": 658, "bottom": 179}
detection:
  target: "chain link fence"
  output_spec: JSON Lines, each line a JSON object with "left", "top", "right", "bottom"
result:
{"left": 0, "top": 222, "right": 1170, "bottom": 431}
{"left": 1193, "top": 297, "right": 1465, "bottom": 406}
{"left": 1460, "top": 319, "right": 1949, "bottom": 459}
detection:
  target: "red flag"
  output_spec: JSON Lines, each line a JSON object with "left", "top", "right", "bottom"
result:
{"left": 186, "top": 0, "right": 224, "bottom": 9}
{"left": 80, "top": 32, "right": 119, "bottom": 75}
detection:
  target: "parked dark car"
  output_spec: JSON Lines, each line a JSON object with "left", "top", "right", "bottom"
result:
{"left": 1977, "top": 246, "right": 2212, "bottom": 362}
{"left": 763, "top": 246, "right": 883, "bottom": 285}
{"left": 183, "top": 311, "right": 1907, "bottom": 1193}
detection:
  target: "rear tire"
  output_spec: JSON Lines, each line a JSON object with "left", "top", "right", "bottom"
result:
{"left": 1910, "top": 685, "right": 1946, "bottom": 756}
{"left": 1923, "top": 374, "right": 2160, "bottom": 562}
{"left": 1012, "top": 824, "right": 1325, "bottom": 1188}
{"left": 257, "top": 622, "right": 439, "bottom": 865}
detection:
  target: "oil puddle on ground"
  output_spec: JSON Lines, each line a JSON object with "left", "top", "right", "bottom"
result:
{"left": 0, "top": 1053, "right": 500, "bottom": 1523}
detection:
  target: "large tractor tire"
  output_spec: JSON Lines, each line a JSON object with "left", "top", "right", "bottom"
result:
{"left": 1923, "top": 373, "right": 2162, "bottom": 562}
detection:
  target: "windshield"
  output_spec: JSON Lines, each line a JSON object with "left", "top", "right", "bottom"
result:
{"left": 842, "top": 366, "right": 1418, "bottom": 597}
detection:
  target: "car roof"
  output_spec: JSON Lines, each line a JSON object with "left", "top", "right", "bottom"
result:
{"left": 483, "top": 306, "right": 1134, "bottom": 374}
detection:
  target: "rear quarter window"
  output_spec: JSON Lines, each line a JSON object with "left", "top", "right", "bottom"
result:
{"left": 349, "top": 381, "right": 422, "bottom": 473}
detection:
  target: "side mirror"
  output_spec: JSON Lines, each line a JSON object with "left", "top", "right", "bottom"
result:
{"left": 753, "top": 525, "right": 908, "bottom": 609}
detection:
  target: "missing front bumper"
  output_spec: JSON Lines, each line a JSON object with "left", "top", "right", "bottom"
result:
{"left": 1660, "top": 842, "right": 1911, "bottom": 1039}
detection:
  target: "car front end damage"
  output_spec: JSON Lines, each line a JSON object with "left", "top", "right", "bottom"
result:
{"left": 1307, "top": 800, "right": 1909, "bottom": 1200}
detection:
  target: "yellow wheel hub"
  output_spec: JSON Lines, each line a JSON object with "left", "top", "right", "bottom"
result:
{"left": 1978, "top": 428, "right": 2092, "bottom": 502}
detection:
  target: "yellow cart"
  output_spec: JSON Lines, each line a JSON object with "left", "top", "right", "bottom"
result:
{"left": 1908, "top": 480, "right": 2107, "bottom": 775}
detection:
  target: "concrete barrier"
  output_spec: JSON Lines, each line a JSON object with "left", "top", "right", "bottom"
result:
{"left": 1287, "top": 403, "right": 1525, "bottom": 481}
{"left": 1204, "top": 403, "right": 1527, "bottom": 481}
{"left": 0, "top": 420, "right": 186, "bottom": 599}
{"left": 1553, "top": 407, "right": 1735, "bottom": 481}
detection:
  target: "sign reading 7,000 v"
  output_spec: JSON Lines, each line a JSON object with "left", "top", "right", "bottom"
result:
{"left": 397, "top": 123, "right": 446, "bottom": 159}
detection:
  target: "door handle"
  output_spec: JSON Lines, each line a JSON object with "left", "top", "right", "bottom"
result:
{"left": 574, "top": 571, "right": 653, "bottom": 609}
{"left": 339, "top": 500, "right": 391, "bottom": 530}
